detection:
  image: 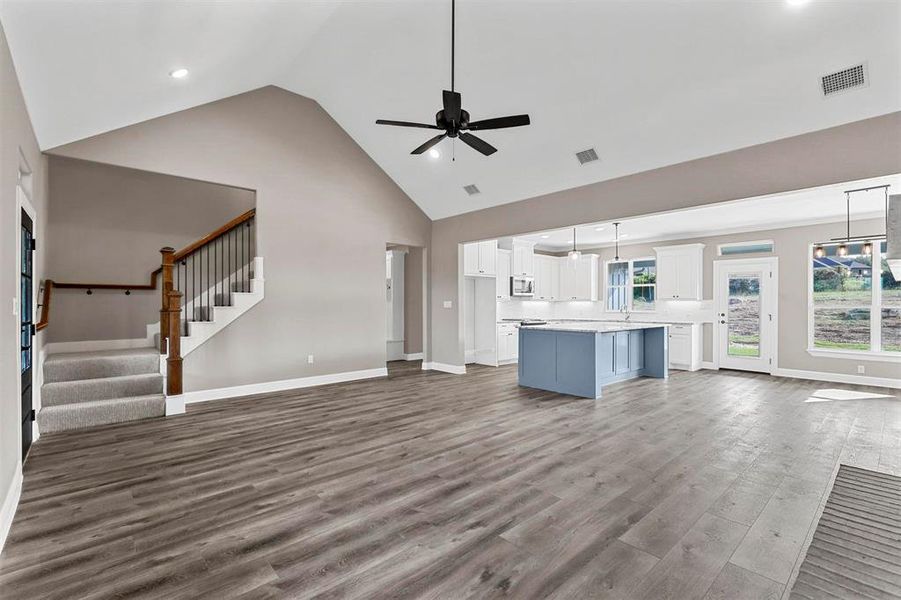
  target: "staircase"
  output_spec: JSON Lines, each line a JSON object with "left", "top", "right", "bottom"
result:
{"left": 39, "top": 348, "right": 164, "bottom": 432}
{"left": 35, "top": 209, "right": 262, "bottom": 434}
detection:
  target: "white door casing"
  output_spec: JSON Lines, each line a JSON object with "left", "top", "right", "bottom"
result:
{"left": 714, "top": 257, "right": 779, "bottom": 373}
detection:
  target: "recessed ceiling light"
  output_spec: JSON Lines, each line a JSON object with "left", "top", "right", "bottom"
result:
{"left": 540, "top": 235, "right": 550, "bottom": 239}
{"left": 169, "top": 68, "right": 189, "bottom": 79}
{"left": 620, "top": 234, "right": 630, "bottom": 238}
{"left": 428, "top": 148, "right": 440, "bottom": 159}
{"left": 594, "top": 226, "right": 605, "bottom": 231}
{"left": 786, "top": 0, "right": 810, "bottom": 6}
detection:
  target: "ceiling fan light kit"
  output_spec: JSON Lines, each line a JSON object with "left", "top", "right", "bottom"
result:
{"left": 375, "top": 0, "right": 530, "bottom": 157}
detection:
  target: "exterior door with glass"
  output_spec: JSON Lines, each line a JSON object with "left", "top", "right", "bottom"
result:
{"left": 714, "top": 258, "right": 777, "bottom": 373}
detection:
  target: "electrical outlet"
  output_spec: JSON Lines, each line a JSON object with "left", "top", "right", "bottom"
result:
{"left": 443, "top": 300, "right": 453, "bottom": 309}
{"left": 12, "top": 298, "right": 17, "bottom": 316}
{"left": 857, "top": 365, "right": 865, "bottom": 374}
{"left": 307, "top": 354, "right": 314, "bottom": 365}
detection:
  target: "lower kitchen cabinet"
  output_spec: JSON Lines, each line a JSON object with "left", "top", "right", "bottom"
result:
{"left": 668, "top": 323, "right": 701, "bottom": 371}
{"left": 497, "top": 323, "right": 519, "bottom": 363}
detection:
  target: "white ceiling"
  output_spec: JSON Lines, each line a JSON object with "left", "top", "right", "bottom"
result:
{"left": 2, "top": 1, "right": 899, "bottom": 220}
{"left": 514, "top": 174, "right": 900, "bottom": 251}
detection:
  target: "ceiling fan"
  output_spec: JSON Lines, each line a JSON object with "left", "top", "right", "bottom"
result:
{"left": 375, "top": 0, "right": 530, "bottom": 157}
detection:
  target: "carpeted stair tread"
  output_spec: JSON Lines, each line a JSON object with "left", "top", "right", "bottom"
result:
{"left": 43, "top": 373, "right": 163, "bottom": 407}
{"left": 38, "top": 395, "right": 165, "bottom": 433}
{"left": 44, "top": 347, "right": 159, "bottom": 383}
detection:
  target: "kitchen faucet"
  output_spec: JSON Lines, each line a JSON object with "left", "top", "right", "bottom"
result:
{"left": 619, "top": 305, "right": 631, "bottom": 322}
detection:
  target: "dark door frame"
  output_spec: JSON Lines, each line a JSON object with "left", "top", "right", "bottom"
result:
{"left": 20, "top": 207, "right": 34, "bottom": 460}
{"left": 17, "top": 168, "right": 38, "bottom": 461}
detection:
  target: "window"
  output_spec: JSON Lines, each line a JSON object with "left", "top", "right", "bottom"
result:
{"left": 718, "top": 240, "right": 775, "bottom": 256}
{"left": 810, "top": 241, "right": 900, "bottom": 353}
{"left": 607, "top": 258, "right": 656, "bottom": 312}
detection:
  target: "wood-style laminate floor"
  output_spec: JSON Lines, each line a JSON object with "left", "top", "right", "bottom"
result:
{"left": 1, "top": 362, "right": 899, "bottom": 599}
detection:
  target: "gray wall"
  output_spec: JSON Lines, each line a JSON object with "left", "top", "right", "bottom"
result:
{"left": 48, "top": 86, "right": 431, "bottom": 391}
{"left": 1, "top": 23, "right": 48, "bottom": 537}
{"left": 429, "top": 112, "right": 901, "bottom": 372}
{"left": 574, "top": 218, "right": 896, "bottom": 379}
{"left": 46, "top": 156, "right": 255, "bottom": 343}
{"left": 403, "top": 246, "right": 423, "bottom": 355}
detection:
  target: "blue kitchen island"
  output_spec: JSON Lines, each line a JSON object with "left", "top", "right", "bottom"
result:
{"left": 518, "top": 322, "right": 668, "bottom": 399}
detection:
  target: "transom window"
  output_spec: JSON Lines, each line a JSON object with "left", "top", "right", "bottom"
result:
{"left": 810, "top": 241, "right": 900, "bottom": 354}
{"left": 607, "top": 258, "right": 656, "bottom": 312}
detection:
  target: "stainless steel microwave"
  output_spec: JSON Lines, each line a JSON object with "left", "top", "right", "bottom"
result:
{"left": 511, "top": 276, "right": 535, "bottom": 297}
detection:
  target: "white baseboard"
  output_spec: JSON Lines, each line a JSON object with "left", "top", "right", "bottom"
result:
{"left": 701, "top": 361, "right": 717, "bottom": 370}
{"left": 403, "top": 353, "right": 424, "bottom": 361}
{"left": 45, "top": 338, "right": 152, "bottom": 355}
{"left": 0, "top": 463, "right": 23, "bottom": 554}
{"left": 178, "top": 367, "right": 389, "bottom": 405}
{"left": 165, "top": 394, "right": 186, "bottom": 416}
{"left": 422, "top": 362, "right": 466, "bottom": 375}
{"left": 773, "top": 367, "right": 901, "bottom": 389}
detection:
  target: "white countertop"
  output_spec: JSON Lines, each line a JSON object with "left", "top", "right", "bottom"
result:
{"left": 499, "top": 318, "right": 695, "bottom": 326}
{"left": 519, "top": 322, "right": 669, "bottom": 333}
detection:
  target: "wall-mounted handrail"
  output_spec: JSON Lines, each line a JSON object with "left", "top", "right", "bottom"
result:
{"left": 34, "top": 209, "right": 255, "bottom": 333}
{"left": 35, "top": 279, "right": 53, "bottom": 332}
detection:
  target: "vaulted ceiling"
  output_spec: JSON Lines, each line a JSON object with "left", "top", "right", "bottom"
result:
{"left": 2, "top": 1, "right": 899, "bottom": 219}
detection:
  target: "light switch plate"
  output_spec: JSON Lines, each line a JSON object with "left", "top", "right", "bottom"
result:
{"left": 443, "top": 300, "right": 453, "bottom": 309}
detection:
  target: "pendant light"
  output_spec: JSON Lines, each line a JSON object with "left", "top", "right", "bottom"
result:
{"left": 837, "top": 191, "right": 851, "bottom": 257}
{"left": 568, "top": 227, "right": 581, "bottom": 261}
{"left": 814, "top": 184, "right": 891, "bottom": 259}
{"left": 613, "top": 222, "right": 621, "bottom": 261}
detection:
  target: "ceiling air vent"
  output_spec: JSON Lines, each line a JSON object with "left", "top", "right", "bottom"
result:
{"left": 575, "top": 148, "right": 599, "bottom": 165}
{"left": 463, "top": 184, "right": 481, "bottom": 196}
{"left": 821, "top": 63, "right": 867, "bottom": 97}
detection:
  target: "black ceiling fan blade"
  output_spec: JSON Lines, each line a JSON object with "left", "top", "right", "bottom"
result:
{"left": 467, "top": 114, "right": 531, "bottom": 131}
{"left": 459, "top": 132, "right": 497, "bottom": 156}
{"left": 411, "top": 133, "right": 447, "bottom": 155}
{"left": 442, "top": 90, "right": 462, "bottom": 124}
{"left": 376, "top": 119, "right": 442, "bottom": 130}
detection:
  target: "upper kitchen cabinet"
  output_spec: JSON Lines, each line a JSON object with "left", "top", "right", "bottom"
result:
{"left": 654, "top": 244, "right": 704, "bottom": 300}
{"left": 512, "top": 240, "right": 536, "bottom": 277}
{"left": 534, "top": 254, "right": 560, "bottom": 301}
{"left": 464, "top": 240, "right": 498, "bottom": 276}
{"left": 559, "top": 254, "right": 598, "bottom": 300}
{"left": 496, "top": 249, "right": 512, "bottom": 300}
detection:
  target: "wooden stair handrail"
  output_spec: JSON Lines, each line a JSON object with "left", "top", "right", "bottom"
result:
{"left": 172, "top": 208, "right": 255, "bottom": 261}
{"left": 35, "top": 279, "right": 53, "bottom": 332}
{"left": 35, "top": 208, "right": 255, "bottom": 331}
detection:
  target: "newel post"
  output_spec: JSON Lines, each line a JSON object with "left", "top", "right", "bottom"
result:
{"left": 165, "top": 289, "right": 184, "bottom": 396}
{"left": 159, "top": 247, "right": 175, "bottom": 355}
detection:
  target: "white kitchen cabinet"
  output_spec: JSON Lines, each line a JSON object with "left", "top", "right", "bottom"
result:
{"left": 463, "top": 240, "right": 498, "bottom": 276}
{"left": 497, "top": 323, "right": 519, "bottom": 363}
{"left": 667, "top": 323, "right": 702, "bottom": 371}
{"left": 558, "top": 254, "right": 598, "bottom": 301}
{"left": 496, "top": 249, "right": 512, "bottom": 300}
{"left": 655, "top": 244, "right": 704, "bottom": 300}
{"left": 534, "top": 255, "right": 559, "bottom": 301}
{"left": 512, "top": 240, "right": 535, "bottom": 277}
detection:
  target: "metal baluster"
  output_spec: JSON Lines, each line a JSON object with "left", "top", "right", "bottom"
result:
{"left": 241, "top": 221, "right": 246, "bottom": 292}
{"left": 182, "top": 260, "right": 187, "bottom": 336}
{"left": 206, "top": 243, "right": 210, "bottom": 320}
{"left": 228, "top": 229, "right": 232, "bottom": 306}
